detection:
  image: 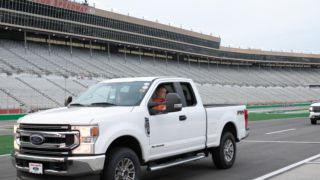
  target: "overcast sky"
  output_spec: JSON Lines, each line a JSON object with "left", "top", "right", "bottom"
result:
{"left": 89, "top": 0, "right": 320, "bottom": 54}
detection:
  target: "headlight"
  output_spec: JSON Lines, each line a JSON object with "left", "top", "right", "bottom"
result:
{"left": 71, "top": 125, "right": 99, "bottom": 154}
{"left": 309, "top": 107, "right": 314, "bottom": 112}
{"left": 13, "top": 123, "right": 20, "bottom": 151}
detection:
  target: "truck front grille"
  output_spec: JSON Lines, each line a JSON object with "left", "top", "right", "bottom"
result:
{"left": 18, "top": 124, "right": 79, "bottom": 156}
{"left": 313, "top": 107, "right": 320, "bottom": 113}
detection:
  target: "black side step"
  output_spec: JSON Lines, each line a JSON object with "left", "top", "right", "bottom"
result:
{"left": 148, "top": 154, "right": 206, "bottom": 171}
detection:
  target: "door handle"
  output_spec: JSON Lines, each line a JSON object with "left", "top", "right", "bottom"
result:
{"left": 179, "top": 115, "right": 187, "bottom": 121}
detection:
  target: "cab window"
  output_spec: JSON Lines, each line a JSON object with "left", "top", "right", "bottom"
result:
{"left": 150, "top": 83, "right": 176, "bottom": 101}
{"left": 180, "top": 82, "right": 197, "bottom": 107}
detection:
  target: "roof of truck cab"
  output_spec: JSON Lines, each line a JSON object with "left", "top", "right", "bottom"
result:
{"left": 100, "top": 77, "right": 191, "bottom": 83}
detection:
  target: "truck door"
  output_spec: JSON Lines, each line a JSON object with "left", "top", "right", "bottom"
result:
{"left": 148, "top": 82, "right": 189, "bottom": 160}
{"left": 177, "top": 82, "right": 206, "bottom": 150}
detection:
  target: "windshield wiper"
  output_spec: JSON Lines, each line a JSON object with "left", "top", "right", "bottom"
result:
{"left": 69, "top": 103, "right": 86, "bottom": 107}
{"left": 89, "top": 102, "right": 117, "bottom": 107}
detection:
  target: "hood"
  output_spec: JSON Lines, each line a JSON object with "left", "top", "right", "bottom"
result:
{"left": 18, "top": 106, "right": 134, "bottom": 125}
{"left": 311, "top": 102, "right": 320, "bottom": 107}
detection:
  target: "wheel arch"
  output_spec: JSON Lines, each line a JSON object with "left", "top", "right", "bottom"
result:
{"left": 105, "top": 135, "right": 144, "bottom": 164}
{"left": 222, "top": 122, "right": 239, "bottom": 142}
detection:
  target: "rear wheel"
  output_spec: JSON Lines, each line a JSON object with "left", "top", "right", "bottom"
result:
{"left": 102, "top": 147, "right": 141, "bottom": 180}
{"left": 211, "top": 132, "right": 236, "bottom": 169}
{"left": 311, "top": 119, "right": 317, "bottom": 125}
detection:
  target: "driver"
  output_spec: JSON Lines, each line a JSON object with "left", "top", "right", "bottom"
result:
{"left": 152, "top": 85, "right": 167, "bottom": 111}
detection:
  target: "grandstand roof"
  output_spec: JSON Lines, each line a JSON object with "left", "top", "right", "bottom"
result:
{"left": 93, "top": 8, "right": 221, "bottom": 43}
{"left": 220, "top": 46, "right": 320, "bottom": 59}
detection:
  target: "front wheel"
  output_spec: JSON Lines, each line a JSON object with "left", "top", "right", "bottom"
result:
{"left": 311, "top": 119, "right": 317, "bottom": 125}
{"left": 211, "top": 132, "right": 236, "bottom": 169}
{"left": 102, "top": 147, "right": 141, "bottom": 180}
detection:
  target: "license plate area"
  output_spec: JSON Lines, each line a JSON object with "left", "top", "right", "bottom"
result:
{"left": 29, "top": 162, "right": 43, "bottom": 174}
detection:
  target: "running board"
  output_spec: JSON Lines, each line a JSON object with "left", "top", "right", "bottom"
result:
{"left": 148, "top": 154, "right": 206, "bottom": 171}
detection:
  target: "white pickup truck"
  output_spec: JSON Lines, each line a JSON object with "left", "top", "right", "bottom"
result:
{"left": 12, "top": 77, "right": 249, "bottom": 180}
{"left": 310, "top": 102, "right": 320, "bottom": 124}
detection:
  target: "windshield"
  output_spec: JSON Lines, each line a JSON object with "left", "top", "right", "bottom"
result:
{"left": 70, "top": 81, "right": 151, "bottom": 107}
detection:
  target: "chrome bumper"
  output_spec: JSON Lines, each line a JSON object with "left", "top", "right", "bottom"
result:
{"left": 310, "top": 112, "right": 320, "bottom": 119}
{"left": 12, "top": 152, "right": 105, "bottom": 176}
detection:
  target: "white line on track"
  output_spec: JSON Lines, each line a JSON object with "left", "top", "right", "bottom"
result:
{"left": 243, "top": 140, "right": 320, "bottom": 144}
{"left": 305, "top": 162, "right": 320, "bottom": 164}
{"left": 253, "top": 153, "right": 320, "bottom": 180}
{"left": 0, "top": 154, "right": 10, "bottom": 158}
{"left": 266, "top": 128, "right": 296, "bottom": 135}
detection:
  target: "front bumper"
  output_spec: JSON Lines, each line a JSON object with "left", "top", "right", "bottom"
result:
{"left": 12, "top": 152, "right": 105, "bottom": 176}
{"left": 310, "top": 112, "right": 320, "bottom": 120}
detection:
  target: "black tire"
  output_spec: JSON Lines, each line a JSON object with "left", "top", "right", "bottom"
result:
{"left": 311, "top": 119, "right": 317, "bottom": 125}
{"left": 101, "top": 147, "right": 141, "bottom": 180}
{"left": 212, "top": 132, "right": 236, "bottom": 169}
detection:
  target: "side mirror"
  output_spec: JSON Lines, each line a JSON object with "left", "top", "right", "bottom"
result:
{"left": 166, "top": 93, "right": 182, "bottom": 113}
{"left": 65, "top": 96, "right": 73, "bottom": 106}
{"left": 148, "top": 93, "right": 182, "bottom": 115}
{"left": 148, "top": 101, "right": 165, "bottom": 115}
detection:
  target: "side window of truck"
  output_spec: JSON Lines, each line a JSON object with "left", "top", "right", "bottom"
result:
{"left": 180, "top": 82, "right": 197, "bottom": 107}
{"left": 148, "top": 83, "right": 177, "bottom": 115}
{"left": 150, "top": 83, "right": 176, "bottom": 100}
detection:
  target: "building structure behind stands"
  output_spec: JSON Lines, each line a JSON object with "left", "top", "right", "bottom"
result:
{"left": 0, "top": 0, "right": 319, "bottom": 112}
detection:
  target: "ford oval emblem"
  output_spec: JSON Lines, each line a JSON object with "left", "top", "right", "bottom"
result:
{"left": 30, "top": 134, "right": 45, "bottom": 145}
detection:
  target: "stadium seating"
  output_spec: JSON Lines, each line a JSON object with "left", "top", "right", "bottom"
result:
{"left": 0, "top": 39, "right": 319, "bottom": 111}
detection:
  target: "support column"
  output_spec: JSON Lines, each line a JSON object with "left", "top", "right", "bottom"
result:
{"left": 165, "top": 51, "right": 168, "bottom": 68}
{"left": 70, "top": 37, "right": 73, "bottom": 57}
{"left": 188, "top": 55, "right": 191, "bottom": 69}
{"left": 153, "top": 50, "right": 156, "bottom": 65}
{"left": 124, "top": 46, "right": 127, "bottom": 64}
{"left": 139, "top": 47, "right": 142, "bottom": 64}
{"left": 24, "top": 30, "right": 27, "bottom": 54}
{"left": 48, "top": 34, "right": 51, "bottom": 56}
{"left": 107, "top": 43, "right": 111, "bottom": 62}
{"left": 177, "top": 54, "right": 180, "bottom": 66}
{"left": 89, "top": 40, "right": 93, "bottom": 57}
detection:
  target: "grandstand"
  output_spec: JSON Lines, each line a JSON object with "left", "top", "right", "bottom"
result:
{"left": 0, "top": 0, "right": 319, "bottom": 112}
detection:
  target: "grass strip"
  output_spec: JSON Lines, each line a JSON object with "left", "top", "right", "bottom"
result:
{"left": 249, "top": 112, "right": 309, "bottom": 121}
{"left": 0, "top": 114, "right": 26, "bottom": 121}
{"left": 0, "top": 135, "right": 13, "bottom": 155}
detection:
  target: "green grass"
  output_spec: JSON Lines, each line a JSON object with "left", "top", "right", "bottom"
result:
{"left": 249, "top": 111, "right": 309, "bottom": 121}
{"left": 0, "top": 114, "right": 26, "bottom": 121}
{"left": 0, "top": 135, "right": 13, "bottom": 155}
{"left": 247, "top": 103, "right": 311, "bottom": 109}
